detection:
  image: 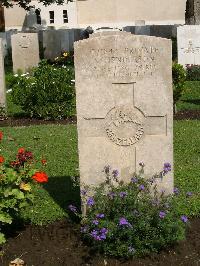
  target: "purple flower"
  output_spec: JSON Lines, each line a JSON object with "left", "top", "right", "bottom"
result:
{"left": 119, "top": 217, "right": 132, "bottom": 227}
{"left": 80, "top": 189, "right": 87, "bottom": 195}
{"left": 96, "top": 213, "right": 105, "bottom": 219}
{"left": 139, "top": 184, "right": 145, "bottom": 191}
{"left": 112, "top": 169, "right": 119, "bottom": 178}
{"left": 119, "top": 191, "right": 127, "bottom": 198}
{"left": 186, "top": 192, "right": 192, "bottom": 197}
{"left": 100, "top": 228, "right": 108, "bottom": 234}
{"left": 108, "top": 191, "right": 116, "bottom": 199}
{"left": 174, "top": 187, "right": 179, "bottom": 195}
{"left": 68, "top": 204, "right": 77, "bottom": 213}
{"left": 131, "top": 177, "right": 138, "bottom": 183}
{"left": 92, "top": 219, "right": 99, "bottom": 225}
{"left": 87, "top": 197, "right": 95, "bottom": 206}
{"left": 159, "top": 211, "right": 166, "bottom": 219}
{"left": 163, "top": 162, "right": 172, "bottom": 175}
{"left": 91, "top": 228, "right": 108, "bottom": 241}
{"left": 139, "top": 161, "right": 145, "bottom": 167}
{"left": 181, "top": 215, "right": 188, "bottom": 223}
{"left": 104, "top": 165, "right": 111, "bottom": 174}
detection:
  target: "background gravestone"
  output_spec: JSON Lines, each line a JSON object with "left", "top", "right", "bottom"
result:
{"left": 75, "top": 33, "right": 173, "bottom": 193}
{"left": 177, "top": 25, "right": 200, "bottom": 66}
{"left": 11, "top": 33, "right": 40, "bottom": 73}
{"left": 43, "top": 29, "right": 83, "bottom": 60}
{"left": 0, "top": 38, "right": 6, "bottom": 110}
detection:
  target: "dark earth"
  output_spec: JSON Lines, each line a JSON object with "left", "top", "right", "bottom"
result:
{"left": 1, "top": 218, "right": 200, "bottom": 266}
{"left": 1, "top": 110, "right": 200, "bottom": 265}
{"left": 0, "top": 110, "right": 199, "bottom": 127}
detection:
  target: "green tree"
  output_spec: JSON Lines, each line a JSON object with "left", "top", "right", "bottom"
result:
{"left": 1, "top": 0, "right": 72, "bottom": 10}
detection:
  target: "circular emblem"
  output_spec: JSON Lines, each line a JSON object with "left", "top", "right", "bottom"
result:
{"left": 105, "top": 105, "right": 145, "bottom": 146}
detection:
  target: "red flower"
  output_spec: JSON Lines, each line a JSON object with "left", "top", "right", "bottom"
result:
{"left": 0, "top": 156, "right": 4, "bottom": 163}
{"left": 32, "top": 172, "right": 48, "bottom": 183}
{"left": 41, "top": 159, "right": 47, "bottom": 165}
{"left": 18, "top": 147, "right": 25, "bottom": 154}
{"left": 0, "top": 131, "right": 3, "bottom": 141}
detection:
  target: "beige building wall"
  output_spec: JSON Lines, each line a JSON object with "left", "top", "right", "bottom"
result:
{"left": 4, "top": 4, "right": 27, "bottom": 30}
{"left": 77, "top": 0, "right": 187, "bottom": 29}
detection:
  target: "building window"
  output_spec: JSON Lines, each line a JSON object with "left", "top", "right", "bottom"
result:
{"left": 49, "top": 11, "right": 54, "bottom": 24}
{"left": 63, "top": 10, "right": 68, "bottom": 23}
{"left": 35, "top": 9, "right": 41, "bottom": 25}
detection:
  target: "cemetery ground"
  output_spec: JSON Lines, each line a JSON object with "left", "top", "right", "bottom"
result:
{"left": 0, "top": 80, "right": 200, "bottom": 265}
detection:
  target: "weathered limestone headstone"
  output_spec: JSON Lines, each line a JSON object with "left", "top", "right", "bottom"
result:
{"left": 11, "top": 33, "right": 39, "bottom": 73}
{"left": 177, "top": 25, "right": 200, "bottom": 66}
{"left": 0, "top": 38, "right": 6, "bottom": 110}
{"left": 75, "top": 33, "right": 173, "bottom": 193}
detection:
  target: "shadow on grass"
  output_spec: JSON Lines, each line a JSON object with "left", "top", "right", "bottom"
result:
{"left": 43, "top": 175, "right": 81, "bottom": 213}
{"left": 182, "top": 99, "right": 200, "bottom": 105}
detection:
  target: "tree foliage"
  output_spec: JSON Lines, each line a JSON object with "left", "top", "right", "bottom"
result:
{"left": 1, "top": 0, "right": 72, "bottom": 10}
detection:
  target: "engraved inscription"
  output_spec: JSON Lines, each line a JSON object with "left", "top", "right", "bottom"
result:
{"left": 80, "top": 46, "right": 160, "bottom": 79}
{"left": 105, "top": 106, "right": 145, "bottom": 146}
{"left": 181, "top": 40, "right": 200, "bottom": 54}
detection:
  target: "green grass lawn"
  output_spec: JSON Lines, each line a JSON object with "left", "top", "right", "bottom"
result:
{"left": 1, "top": 78, "right": 200, "bottom": 224}
{"left": 177, "top": 81, "right": 200, "bottom": 111}
{"left": 0, "top": 120, "right": 200, "bottom": 224}
{"left": 0, "top": 125, "right": 79, "bottom": 225}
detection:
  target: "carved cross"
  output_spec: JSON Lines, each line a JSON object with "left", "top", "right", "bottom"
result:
{"left": 82, "top": 82, "right": 167, "bottom": 172}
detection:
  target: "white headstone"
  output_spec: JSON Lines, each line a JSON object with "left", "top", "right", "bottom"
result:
{"left": 178, "top": 25, "right": 200, "bottom": 67}
{"left": 0, "top": 38, "right": 6, "bottom": 110}
{"left": 11, "top": 33, "right": 40, "bottom": 73}
{"left": 75, "top": 33, "right": 173, "bottom": 193}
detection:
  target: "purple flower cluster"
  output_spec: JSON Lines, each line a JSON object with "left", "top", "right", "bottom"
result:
{"left": 112, "top": 169, "right": 119, "bottom": 178}
{"left": 159, "top": 211, "right": 166, "bottom": 219}
{"left": 119, "top": 217, "right": 132, "bottom": 228}
{"left": 174, "top": 187, "right": 179, "bottom": 195}
{"left": 68, "top": 204, "right": 77, "bottom": 213}
{"left": 181, "top": 215, "right": 188, "bottom": 223}
{"left": 87, "top": 197, "right": 95, "bottom": 206}
{"left": 91, "top": 228, "right": 108, "bottom": 241}
{"left": 131, "top": 177, "right": 138, "bottom": 183}
{"left": 92, "top": 219, "right": 99, "bottom": 225}
{"left": 119, "top": 191, "right": 127, "bottom": 198}
{"left": 186, "top": 192, "right": 192, "bottom": 197}
{"left": 163, "top": 162, "right": 172, "bottom": 175}
{"left": 139, "top": 184, "right": 145, "bottom": 191}
{"left": 96, "top": 213, "right": 105, "bottom": 219}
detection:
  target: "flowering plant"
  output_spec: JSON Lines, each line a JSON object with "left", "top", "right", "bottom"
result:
{"left": 69, "top": 163, "right": 189, "bottom": 258}
{"left": 186, "top": 64, "right": 200, "bottom": 81}
{"left": 53, "top": 51, "right": 74, "bottom": 66}
{"left": 0, "top": 131, "right": 48, "bottom": 244}
{"left": 9, "top": 60, "right": 75, "bottom": 120}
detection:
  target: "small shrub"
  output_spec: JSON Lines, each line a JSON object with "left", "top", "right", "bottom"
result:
{"left": 10, "top": 60, "right": 75, "bottom": 119}
{"left": 0, "top": 131, "right": 48, "bottom": 244}
{"left": 70, "top": 164, "right": 188, "bottom": 258}
{"left": 172, "top": 63, "right": 186, "bottom": 107}
{"left": 186, "top": 64, "right": 200, "bottom": 81}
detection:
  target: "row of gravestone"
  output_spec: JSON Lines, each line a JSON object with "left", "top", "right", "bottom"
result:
{"left": 0, "top": 28, "right": 198, "bottom": 192}
{"left": 0, "top": 31, "right": 174, "bottom": 193}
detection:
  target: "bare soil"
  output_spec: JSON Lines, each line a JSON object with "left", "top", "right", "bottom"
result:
{"left": 1, "top": 218, "right": 200, "bottom": 266}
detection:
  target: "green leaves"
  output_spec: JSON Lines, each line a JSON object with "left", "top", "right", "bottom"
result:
{"left": 0, "top": 212, "right": 12, "bottom": 224}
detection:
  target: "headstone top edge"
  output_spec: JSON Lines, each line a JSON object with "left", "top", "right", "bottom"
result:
{"left": 74, "top": 34, "right": 171, "bottom": 48}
